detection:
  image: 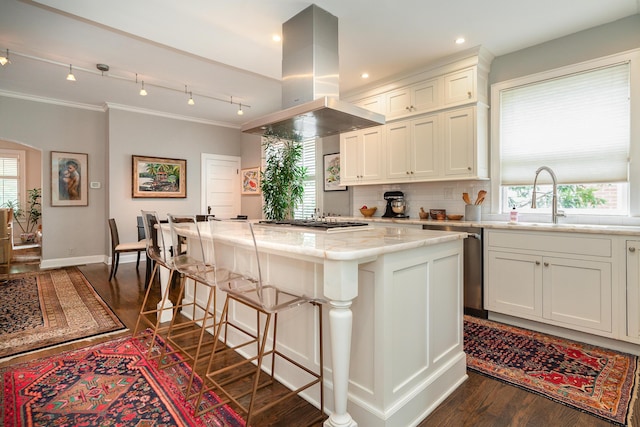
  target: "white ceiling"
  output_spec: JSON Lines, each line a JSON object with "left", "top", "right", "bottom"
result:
{"left": 0, "top": 0, "right": 638, "bottom": 128}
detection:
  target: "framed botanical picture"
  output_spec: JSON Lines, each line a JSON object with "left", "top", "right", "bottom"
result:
{"left": 241, "top": 167, "right": 261, "bottom": 195}
{"left": 51, "top": 151, "right": 88, "bottom": 206}
{"left": 132, "top": 155, "right": 186, "bottom": 198}
{"left": 323, "top": 153, "right": 347, "bottom": 191}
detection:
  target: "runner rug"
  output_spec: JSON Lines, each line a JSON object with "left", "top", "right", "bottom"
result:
{"left": 0, "top": 334, "right": 245, "bottom": 426}
{"left": 464, "top": 315, "right": 639, "bottom": 426}
{"left": 0, "top": 267, "right": 126, "bottom": 361}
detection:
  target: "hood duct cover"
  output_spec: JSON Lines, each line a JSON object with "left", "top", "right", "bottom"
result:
{"left": 241, "top": 4, "right": 385, "bottom": 138}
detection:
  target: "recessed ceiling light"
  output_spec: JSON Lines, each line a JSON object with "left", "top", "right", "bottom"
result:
{"left": 273, "top": 34, "right": 281, "bottom": 42}
{"left": 361, "top": 73, "right": 369, "bottom": 79}
{"left": 455, "top": 37, "right": 466, "bottom": 45}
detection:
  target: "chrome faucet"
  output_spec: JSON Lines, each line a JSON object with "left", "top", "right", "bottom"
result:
{"left": 531, "top": 166, "right": 565, "bottom": 224}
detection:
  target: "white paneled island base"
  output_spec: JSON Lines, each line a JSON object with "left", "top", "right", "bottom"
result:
{"left": 165, "top": 224, "right": 467, "bottom": 427}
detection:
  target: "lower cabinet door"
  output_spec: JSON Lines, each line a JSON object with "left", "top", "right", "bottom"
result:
{"left": 486, "top": 251, "right": 542, "bottom": 318}
{"left": 542, "top": 256, "right": 612, "bottom": 333}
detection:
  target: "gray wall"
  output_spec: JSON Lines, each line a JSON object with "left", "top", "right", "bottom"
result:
{"left": 321, "top": 134, "right": 351, "bottom": 216}
{"left": 490, "top": 14, "right": 640, "bottom": 84}
{"left": 0, "top": 97, "right": 107, "bottom": 262}
{"left": 107, "top": 109, "right": 242, "bottom": 244}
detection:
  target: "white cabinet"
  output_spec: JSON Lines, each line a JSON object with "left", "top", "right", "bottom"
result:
{"left": 485, "top": 230, "right": 614, "bottom": 336}
{"left": 443, "top": 67, "right": 475, "bottom": 106}
{"left": 340, "top": 127, "right": 384, "bottom": 185}
{"left": 386, "top": 114, "right": 439, "bottom": 180}
{"left": 355, "top": 94, "right": 385, "bottom": 115}
{"left": 443, "top": 106, "right": 488, "bottom": 179}
{"left": 627, "top": 240, "right": 640, "bottom": 339}
{"left": 385, "top": 78, "right": 440, "bottom": 119}
{"left": 486, "top": 251, "right": 542, "bottom": 318}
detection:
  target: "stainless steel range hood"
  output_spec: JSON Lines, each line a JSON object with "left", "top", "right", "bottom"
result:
{"left": 241, "top": 4, "right": 385, "bottom": 139}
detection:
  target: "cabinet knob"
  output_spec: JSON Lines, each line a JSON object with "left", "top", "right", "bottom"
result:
{"left": 467, "top": 91, "right": 472, "bottom": 99}
{"left": 410, "top": 171, "right": 414, "bottom": 174}
{"left": 406, "top": 171, "right": 410, "bottom": 175}
{"left": 544, "top": 262, "right": 549, "bottom": 267}
{"left": 630, "top": 247, "right": 637, "bottom": 253}
{"left": 467, "top": 166, "right": 472, "bottom": 171}
{"left": 405, "top": 106, "right": 411, "bottom": 111}
{"left": 535, "top": 261, "right": 541, "bottom": 265}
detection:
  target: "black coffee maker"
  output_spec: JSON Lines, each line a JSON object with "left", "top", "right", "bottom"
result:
{"left": 382, "top": 191, "right": 408, "bottom": 218}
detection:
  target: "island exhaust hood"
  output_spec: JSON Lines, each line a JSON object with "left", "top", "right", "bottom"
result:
{"left": 240, "top": 4, "right": 385, "bottom": 139}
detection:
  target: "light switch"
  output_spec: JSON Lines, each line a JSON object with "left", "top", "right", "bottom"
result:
{"left": 90, "top": 181, "right": 101, "bottom": 189}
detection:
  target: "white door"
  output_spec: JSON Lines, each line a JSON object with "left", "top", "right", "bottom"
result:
{"left": 201, "top": 154, "right": 241, "bottom": 218}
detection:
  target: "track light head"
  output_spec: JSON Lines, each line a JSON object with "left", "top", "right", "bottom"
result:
{"left": 0, "top": 49, "right": 9, "bottom": 66}
{"left": 139, "top": 80, "right": 147, "bottom": 96}
{"left": 188, "top": 92, "right": 195, "bottom": 105}
{"left": 237, "top": 103, "right": 244, "bottom": 115}
{"left": 66, "top": 64, "right": 76, "bottom": 81}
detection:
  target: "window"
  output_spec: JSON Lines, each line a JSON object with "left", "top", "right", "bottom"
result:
{"left": 0, "top": 150, "right": 25, "bottom": 208}
{"left": 293, "top": 137, "right": 318, "bottom": 219}
{"left": 492, "top": 54, "right": 635, "bottom": 216}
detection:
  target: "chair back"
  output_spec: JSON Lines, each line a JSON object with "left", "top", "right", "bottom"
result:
{"left": 140, "top": 210, "right": 171, "bottom": 265}
{"left": 136, "top": 216, "right": 145, "bottom": 241}
{"left": 167, "top": 214, "right": 215, "bottom": 282}
{"left": 208, "top": 219, "right": 308, "bottom": 312}
{"left": 108, "top": 218, "right": 120, "bottom": 252}
{"left": 0, "top": 208, "right": 12, "bottom": 264}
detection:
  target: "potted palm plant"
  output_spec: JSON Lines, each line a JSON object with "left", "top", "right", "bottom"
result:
{"left": 4, "top": 187, "right": 42, "bottom": 243}
{"left": 260, "top": 130, "right": 307, "bottom": 221}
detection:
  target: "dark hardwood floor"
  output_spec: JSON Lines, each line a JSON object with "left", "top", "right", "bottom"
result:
{"left": 2, "top": 260, "right": 627, "bottom": 426}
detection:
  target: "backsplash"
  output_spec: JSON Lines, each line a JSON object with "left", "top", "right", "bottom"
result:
{"left": 351, "top": 181, "right": 640, "bottom": 227}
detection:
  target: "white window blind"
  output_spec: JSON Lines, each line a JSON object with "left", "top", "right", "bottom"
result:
{"left": 294, "top": 137, "right": 317, "bottom": 219}
{"left": 0, "top": 154, "right": 19, "bottom": 207}
{"left": 500, "top": 62, "right": 630, "bottom": 185}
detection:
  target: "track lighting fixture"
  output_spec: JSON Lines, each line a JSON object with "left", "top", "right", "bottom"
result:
{"left": 66, "top": 64, "right": 76, "bottom": 81}
{"left": 0, "top": 49, "right": 10, "bottom": 66}
{"left": 139, "top": 80, "right": 147, "bottom": 96}
{"left": 2, "top": 47, "right": 251, "bottom": 115}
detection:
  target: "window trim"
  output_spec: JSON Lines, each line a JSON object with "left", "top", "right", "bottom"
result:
{"left": 490, "top": 48, "right": 640, "bottom": 216}
{"left": 0, "top": 148, "right": 26, "bottom": 208}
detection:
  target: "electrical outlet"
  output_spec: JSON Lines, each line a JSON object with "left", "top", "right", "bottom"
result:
{"left": 443, "top": 187, "right": 453, "bottom": 200}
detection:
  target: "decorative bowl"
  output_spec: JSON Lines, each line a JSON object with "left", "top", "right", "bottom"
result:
{"left": 430, "top": 209, "right": 446, "bottom": 220}
{"left": 359, "top": 207, "right": 377, "bottom": 217}
{"left": 447, "top": 214, "right": 464, "bottom": 221}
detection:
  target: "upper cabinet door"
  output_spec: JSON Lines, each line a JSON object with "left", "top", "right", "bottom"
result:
{"left": 385, "top": 78, "right": 440, "bottom": 119}
{"left": 444, "top": 67, "right": 475, "bottom": 106}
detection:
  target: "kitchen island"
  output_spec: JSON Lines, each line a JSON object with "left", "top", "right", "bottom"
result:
{"left": 166, "top": 223, "right": 467, "bottom": 427}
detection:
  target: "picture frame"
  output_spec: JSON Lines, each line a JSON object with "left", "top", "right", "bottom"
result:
{"left": 132, "top": 155, "right": 187, "bottom": 198}
{"left": 51, "top": 151, "right": 88, "bottom": 206}
{"left": 323, "top": 153, "right": 347, "bottom": 191}
{"left": 241, "top": 167, "right": 261, "bottom": 195}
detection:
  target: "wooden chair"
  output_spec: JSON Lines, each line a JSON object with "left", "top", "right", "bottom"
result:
{"left": 108, "top": 218, "right": 146, "bottom": 281}
{"left": 194, "top": 219, "right": 325, "bottom": 425}
{"left": 0, "top": 208, "right": 13, "bottom": 267}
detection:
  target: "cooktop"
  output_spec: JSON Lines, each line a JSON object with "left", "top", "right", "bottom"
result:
{"left": 258, "top": 219, "right": 371, "bottom": 232}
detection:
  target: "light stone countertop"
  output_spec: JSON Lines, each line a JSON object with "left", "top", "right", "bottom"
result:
{"left": 166, "top": 223, "right": 467, "bottom": 262}
{"left": 331, "top": 216, "right": 640, "bottom": 236}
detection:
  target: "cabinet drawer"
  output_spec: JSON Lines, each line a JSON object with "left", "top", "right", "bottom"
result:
{"left": 486, "top": 231, "right": 612, "bottom": 257}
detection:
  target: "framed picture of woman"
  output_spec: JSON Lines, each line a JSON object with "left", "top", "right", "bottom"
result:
{"left": 51, "top": 151, "right": 88, "bottom": 206}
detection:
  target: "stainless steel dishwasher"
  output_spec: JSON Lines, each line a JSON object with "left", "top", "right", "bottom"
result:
{"left": 422, "top": 223, "right": 486, "bottom": 318}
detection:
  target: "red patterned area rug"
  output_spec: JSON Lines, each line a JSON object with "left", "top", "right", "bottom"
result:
{"left": 0, "top": 334, "right": 245, "bottom": 426}
{"left": 0, "top": 267, "right": 126, "bottom": 361}
{"left": 464, "top": 315, "right": 639, "bottom": 426}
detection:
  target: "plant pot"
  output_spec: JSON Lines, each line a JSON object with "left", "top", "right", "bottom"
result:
{"left": 20, "top": 232, "right": 35, "bottom": 243}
